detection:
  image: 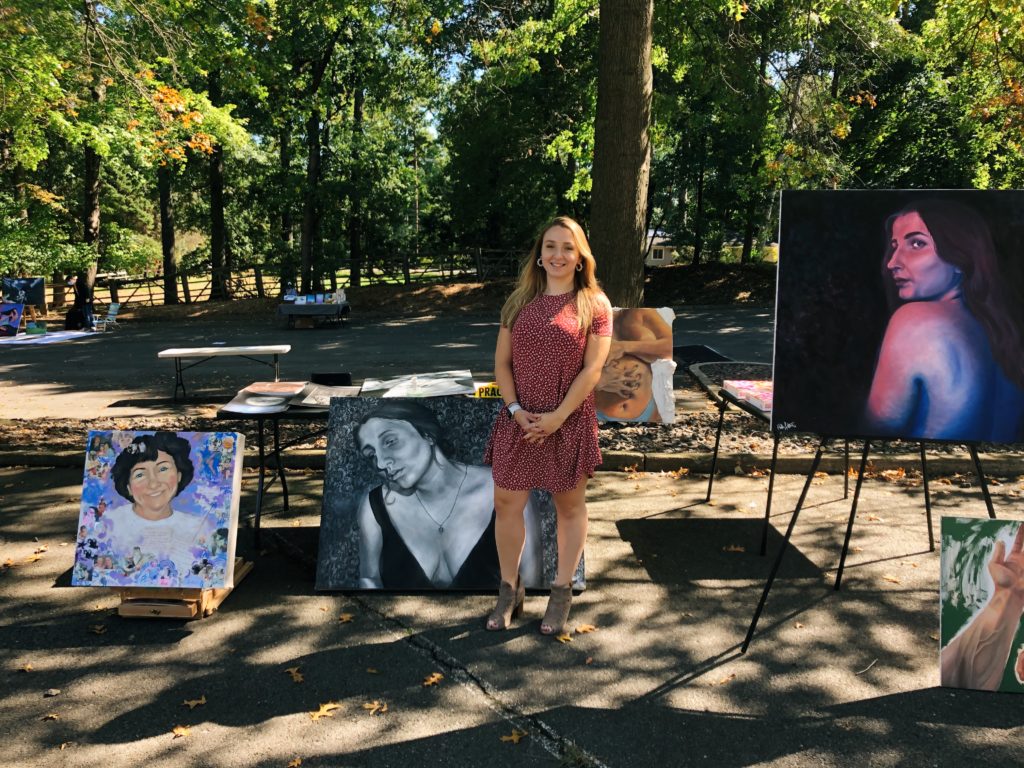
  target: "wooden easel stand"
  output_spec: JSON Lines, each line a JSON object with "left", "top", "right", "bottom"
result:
{"left": 115, "top": 558, "right": 253, "bottom": 619}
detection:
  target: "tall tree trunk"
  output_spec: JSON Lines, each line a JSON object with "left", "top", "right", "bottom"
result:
{"left": 589, "top": 0, "right": 653, "bottom": 307}
{"left": 348, "top": 87, "right": 365, "bottom": 288}
{"left": 158, "top": 164, "right": 178, "bottom": 304}
{"left": 692, "top": 131, "right": 708, "bottom": 266}
{"left": 278, "top": 125, "right": 295, "bottom": 293}
{"left": 208, "top": 70, "right": 229, "bottom": 300}
{"left": 81, "top": 0, "right": 103, "bottom": 298}
{"left": 299, "top": 108, "right": 322, "bottom": 293}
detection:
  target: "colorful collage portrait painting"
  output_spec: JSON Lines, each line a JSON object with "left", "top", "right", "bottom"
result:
{"left": 315, "top": 396, "right": 579, "bottom": 591}
{"left": 72, "top": 430, "right": 244, "bottom": 589}
{"left": 773, "top": 190, "right": 1024, "bottom": 443}
{"left": 940, "top": 517, "right": 1024, "bottom": 693}
{"left": 596, "top": 307, "right": 676, "bottom": 424}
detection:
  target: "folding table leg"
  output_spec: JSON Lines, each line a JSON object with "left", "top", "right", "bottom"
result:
{"left": 273, "top": 417, "right": 289, "bottom": 511}
{"left": 254, "top": 416, "right": 266, "bottom": 549}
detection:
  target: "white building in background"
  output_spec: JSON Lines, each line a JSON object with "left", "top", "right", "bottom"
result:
{"left": 645, "top": 231, "right": 677, "bottom": 268}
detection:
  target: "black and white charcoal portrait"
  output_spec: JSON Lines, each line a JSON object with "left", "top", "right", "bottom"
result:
{"left": 316, "top": 397, "right": 555, "bottom": 591}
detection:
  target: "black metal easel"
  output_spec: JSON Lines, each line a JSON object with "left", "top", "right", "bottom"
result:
{"left": 741, "top": 438, "right": 996, "bottom": 653}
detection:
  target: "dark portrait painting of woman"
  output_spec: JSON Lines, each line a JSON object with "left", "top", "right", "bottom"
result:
{"left": 773, "top": 190, "right": 1024, "bottom": 445}
{"left": 316, "top": 397, "right": 544, "bottom": 591}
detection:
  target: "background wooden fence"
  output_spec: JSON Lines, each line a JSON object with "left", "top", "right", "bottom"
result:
{"left": 39, "top": 250, "right": 525, "bottom": 310}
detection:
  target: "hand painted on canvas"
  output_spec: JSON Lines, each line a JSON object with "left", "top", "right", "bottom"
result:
{"left": 940, "top": 517, "right": 1024, "bottom": 692}
{"left": 595, "top": 307, "right": 676, "bottom": 424}
{"left": 72, "top": 431, "right": 244, "bottom": 589}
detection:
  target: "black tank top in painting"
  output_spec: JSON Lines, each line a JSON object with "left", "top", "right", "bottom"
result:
{"left": 368, "top": 485, "right": 500, "bottom": 589}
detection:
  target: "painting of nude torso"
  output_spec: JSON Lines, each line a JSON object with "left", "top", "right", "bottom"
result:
{"left": 773, "top": 190, "right": 1024, "bottom": 444}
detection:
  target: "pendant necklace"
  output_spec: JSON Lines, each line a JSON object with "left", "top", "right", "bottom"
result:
{"left": 414, "top": 465, "right": 468, "bottom": 534}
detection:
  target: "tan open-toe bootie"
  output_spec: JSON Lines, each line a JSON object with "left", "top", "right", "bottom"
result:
{"left": 485, "top": 577, "right": 524, "bottom": 631}
{"left": 540, "top": 582, "right": 572, "bottom": 635}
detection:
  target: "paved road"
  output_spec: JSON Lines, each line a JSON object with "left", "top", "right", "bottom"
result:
{"left": 2, "top": 465, "right": 1016, "bottom": 767}
{"left": 0, "top": 305, "right": 774, "bottom": 421}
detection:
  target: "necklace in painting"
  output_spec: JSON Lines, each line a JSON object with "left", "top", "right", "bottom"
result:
{"left": 414, "top": 465, "right": 468, "bottom": 534}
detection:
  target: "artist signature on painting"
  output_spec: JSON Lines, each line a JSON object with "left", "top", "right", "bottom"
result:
{"left": 775, "top": 421, "right": 796, "bottom": 432}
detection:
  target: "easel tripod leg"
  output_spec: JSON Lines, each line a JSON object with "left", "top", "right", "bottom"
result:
{"left": 760, "top": 434, "right": 780, "bottom": 556}
{"left": 834, "top": 440, "right": 871, "bottom": 591}
{"left": 742, "top": 439, "right": 828, "bottom": 654}
{"left": 706, "top": 400, "right": 727, "bottom": 503}
{"left": 968, "top": 445, "right": 996, "bottom": 519}
{"left": 920, "top": 443, "right": 934, "bottom": 551}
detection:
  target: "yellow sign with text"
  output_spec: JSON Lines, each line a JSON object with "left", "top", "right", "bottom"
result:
{"left": 475, "top": 382, "right": 502, "bottom": 399}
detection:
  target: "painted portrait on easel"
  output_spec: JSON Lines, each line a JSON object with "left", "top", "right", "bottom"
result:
{"left": 72, "top": 431, "right": 244, "bottom": 589}
{"left": 773, "top": 190, "right": 1024, "bottom": 443}
{"left": 940, "top": 517, "right": 1024, "bottom": 692}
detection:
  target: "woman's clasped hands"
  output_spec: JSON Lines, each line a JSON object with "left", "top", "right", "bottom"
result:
{"left": 513, "top": 408, "right": 565, "bottom": 444}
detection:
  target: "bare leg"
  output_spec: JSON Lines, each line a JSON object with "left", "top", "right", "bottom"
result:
{"left": 552, "top": 475, "right": 589, "bottom": 586}
{"left": 487, "top": 484, "right": 530, "bottom": 631}
{"left": 493, "top": 485, "right": 529, "bottom": 583}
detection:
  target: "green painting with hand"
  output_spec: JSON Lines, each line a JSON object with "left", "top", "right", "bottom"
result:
{"left": 940, "top": 516, "right": 1024, "bottom": 692}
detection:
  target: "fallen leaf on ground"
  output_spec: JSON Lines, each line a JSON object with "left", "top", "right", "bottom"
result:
{"left": 713, "top": 673, "right": 736, "bottom": 686}
{"left": 42, "top": 713, "right": 59, "bottom": 721}
{"left": 865, "top": 514, "right": 883, "bottom": 522}
{"left": 851, "top": 547, "right": 864, "bottom": 553}
{"left": 34, "top": 545, "right": 48, "bottom": 554}
{"left": 2, "top": 558, "right": 14, "bottom": 569}
{"left": 338, "top": 613, "right": 354, "bottom": 623}
{"left": 285, "top": 666, "right": 304, "bottom": 683}
{"left": 44, "top": 689, "right": 61, "bottom": 697}
{"left": 287, "top": 759, "right": 302, "bottom": 768}
{"left": 722, "top": 544, "right": 745, "bottom": 553}
{"left": 555, "top": 632, "right": 573, "bottom": 644}
{"left": 89, "top": 624, "right": 107, "bottom": 635}
{"left": 171, "top": 725, "right": 190, "bottom": 739}
{"left": 309, "top": 702, "right": 341, "bottom": 721}
{"left": 882, "top": 575, "right": 901, "bottom": 584}
{"left": 794, "top": 622, "right": 804, "bottom": 629}
{"left": 24, "top": 554, "right": 43, "bottom": 563}
{"left": 500, "top": 729, "right": 528, "bottom": 744}
{"left": 362, "top": 700, "right": 388, "bottom": 716}
{"left": 422, "top": 672, "right": 444, "bottom": 687}
{"left": 668, "top": 467, "right": 689, "bottom": 478}
{"left": 929, "top": 633, "right": 940, "bottom": 641}
{"left": 813, "top": 471, "right": 828, "bottom": 478}
{"left": 575, "top": 624, "right": 597, "bottom": 634}
{"left": 707, "top": 500, "right": 717, "bottom": 506}
{"left": 366, "top": 667, "right": 379, "bottom": 674}
{"left": 318, "top": 606, "right": 327, "bottom": 612}
{"left": 585, "top": 657, "right": 594, "bottom": 665}
{"left": 183, "top": 695, "right": 206, "bottom": 710}
{"left": 59, "top": 742, "right": 72, "bottom": 750}
{"left": 19, "top": 663, "right": 33, "bottom": 672}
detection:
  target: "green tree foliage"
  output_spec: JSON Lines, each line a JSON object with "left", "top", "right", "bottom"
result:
{"left": 3, "top": 0, "right": 1023, "bottom": 298}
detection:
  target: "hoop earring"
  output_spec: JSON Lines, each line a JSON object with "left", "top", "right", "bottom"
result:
{"left": 576, "top": 262, "right": 583, "bottom": 272}
{"left": 537, "top": 258, "right": 543, "bottom": 267}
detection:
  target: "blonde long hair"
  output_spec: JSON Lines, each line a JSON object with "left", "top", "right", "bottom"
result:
{"left": 500, "top": 216, "right": 605, "bottom": 333}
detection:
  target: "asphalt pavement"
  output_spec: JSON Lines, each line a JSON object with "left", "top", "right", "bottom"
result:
{"left": 2, "top": 304, "right": 1022, "bottom": 767}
